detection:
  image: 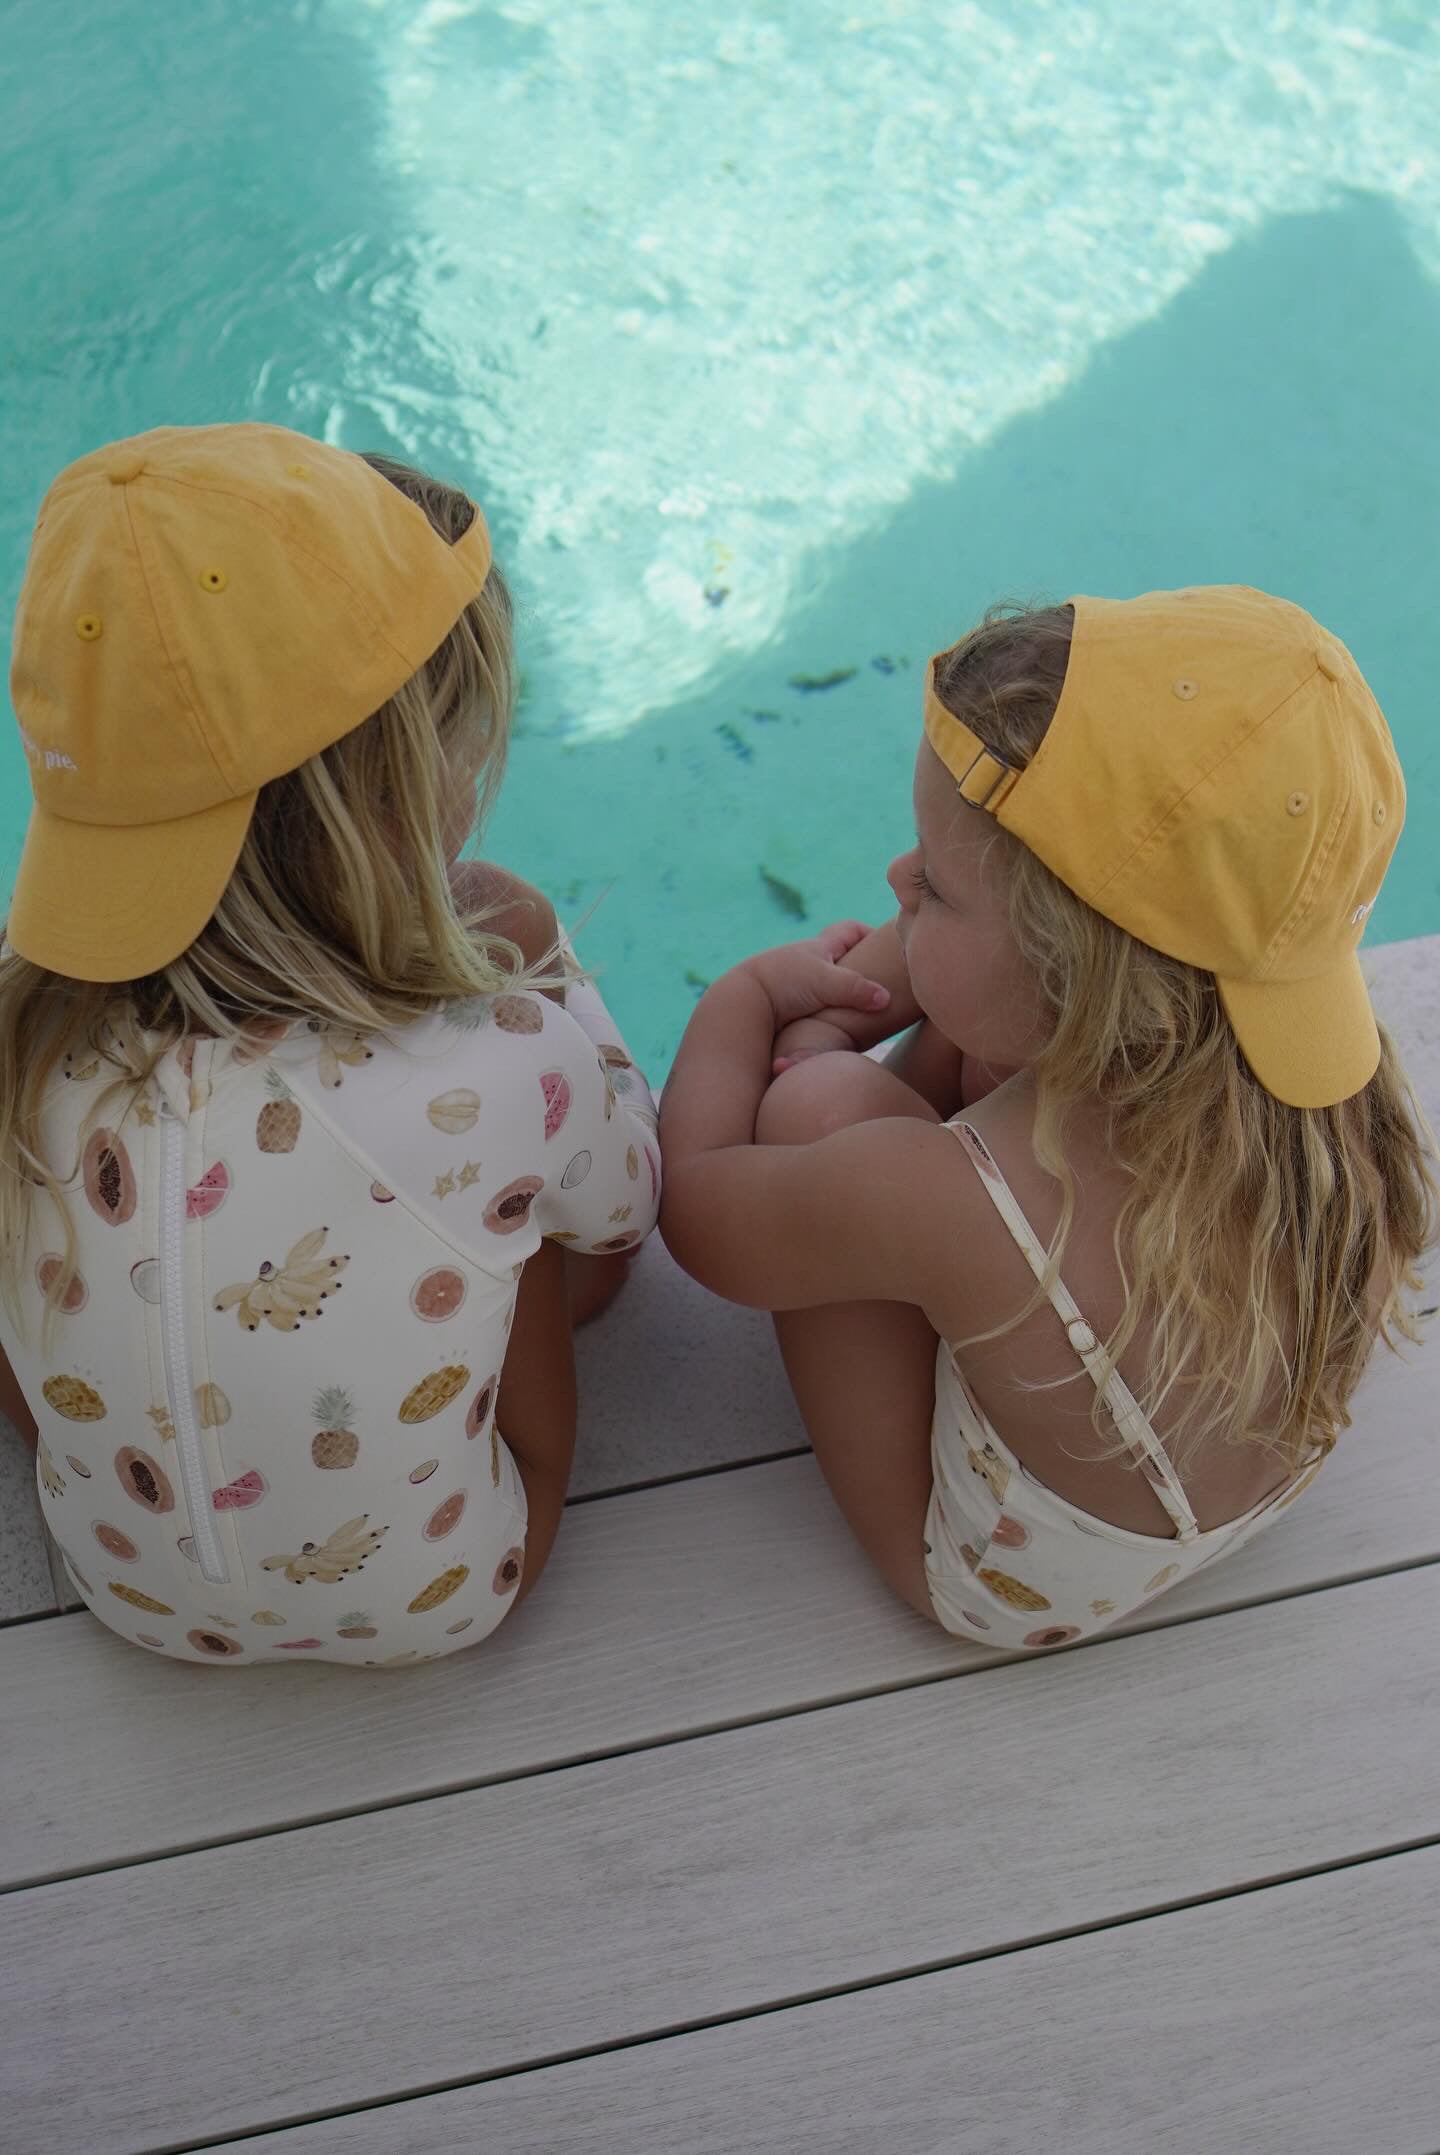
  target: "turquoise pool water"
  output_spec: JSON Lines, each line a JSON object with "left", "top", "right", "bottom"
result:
{"left": 4, "top": 0, "right": 1439, "bottom": 1073}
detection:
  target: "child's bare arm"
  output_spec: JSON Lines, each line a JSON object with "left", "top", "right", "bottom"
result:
{"left": 448, "top": 861, "right": 564, "bottom": 998}
{"left": 771, "top": 917, "right": 922, "bottom": 1069}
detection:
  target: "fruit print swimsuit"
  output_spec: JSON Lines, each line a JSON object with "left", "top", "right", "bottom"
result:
{"left": 14, "top": 971, "right": 659, "bottom": 1667}
{"left": 924, "top": 1122, "right": 1328, "bottom": 1650}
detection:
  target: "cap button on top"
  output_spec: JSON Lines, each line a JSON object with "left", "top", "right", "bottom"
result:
{"left": 1316, "top": 644, "right": 1345, "bottom": 682}
{"left": 106, "top": 454, "right": 146, "bottom": 485}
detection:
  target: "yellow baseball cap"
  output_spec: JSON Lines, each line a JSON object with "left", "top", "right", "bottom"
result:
{"left": 6, "top": 422, "right": 491, "bottom": 982}
{"left": 923, "top": 585, "right": 1404, "bottom": 1108}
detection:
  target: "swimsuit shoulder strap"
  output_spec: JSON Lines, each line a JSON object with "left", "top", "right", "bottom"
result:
{"left": 946, "top": 1117, "right": 1200, "bottom": 1541}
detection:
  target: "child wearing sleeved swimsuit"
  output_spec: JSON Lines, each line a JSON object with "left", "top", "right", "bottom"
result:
{"left": 0, "top": 424, "right": 659, "bottom": 1666}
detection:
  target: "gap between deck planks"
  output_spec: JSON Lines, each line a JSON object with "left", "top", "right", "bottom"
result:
{"left": 2, "top": 1311, "right": 1435, "bottom": 1891}
{"left": 188, "top": 1844, "right": 1440, "bottom": 2155}
{"left": 3, "top": 1566, "right": 1437, "bottom": 2155}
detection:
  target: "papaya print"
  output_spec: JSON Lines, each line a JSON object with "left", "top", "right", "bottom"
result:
{"left": 482, "top": 1176, "right": 543, "bottom": 1235}
{"left": 256, "top": 1070, "right": 301, "bottom": 1153}
{"left": 261, "top": 1516, "right": 388, "bottom": 1585}
{"left": 188, "top": 1629, "right": 244, "bottom": 1658}
{"left": 82, "top": 1128, "right": 136, "bottom": 1225}
{"left": 492, "top": 1548, "right": 524, "bottom": 1596}
{"left": 213, "top": 1226, "right": 349, "bottom": 1332}
{"left": 114, "top": 1446, "right": 175, "bottom": 1515}
{"left": 465, "top": 1376, "right": 497, "bottom": 1441}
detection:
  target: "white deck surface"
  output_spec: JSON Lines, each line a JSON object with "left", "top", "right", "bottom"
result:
{"left": 1, "top": 933, "right": 1437, "bottom": 2155}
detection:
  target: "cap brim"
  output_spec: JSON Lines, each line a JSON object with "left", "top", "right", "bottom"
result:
{"left": 1216, "top": 953, "right": 1380, "bottom": 1109}
{"left": 6, "top": 793, "right": 257, "bottom": 983}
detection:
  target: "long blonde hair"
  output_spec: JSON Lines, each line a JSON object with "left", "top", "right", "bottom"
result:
{"left": 1, "top": 453, "right": 554, "bottom": 1334}
{"left": 935, "top": 603, "right": 1438, "bottom": 1473}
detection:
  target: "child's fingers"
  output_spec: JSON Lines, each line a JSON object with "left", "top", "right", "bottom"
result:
{"left": 816, "top": 919, "right": 873, "bottom": 962}
{"left": 825, "top": 963, "right": 891, "bottom": 1013}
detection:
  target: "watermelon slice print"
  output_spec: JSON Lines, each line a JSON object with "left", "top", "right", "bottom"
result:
{"left": 187, "top": 1162, "right": 231, "bottom": 1220}
{"left": 540, "top": 1070, "right": 572, "bottom": 1140}
{"left": 212, "top": 1468, "right": 268, "bottom": 1511}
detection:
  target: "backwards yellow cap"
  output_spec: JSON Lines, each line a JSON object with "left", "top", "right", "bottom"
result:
{"left": 7, "top": 423, "right": 492, "bottom": 982}
{"left": 923, "top": 586, "right": 1404, "bottom": 1109}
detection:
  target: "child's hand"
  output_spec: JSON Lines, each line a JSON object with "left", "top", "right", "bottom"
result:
{"left": 743, "top": 923, "right": 891, "bottom": 1033}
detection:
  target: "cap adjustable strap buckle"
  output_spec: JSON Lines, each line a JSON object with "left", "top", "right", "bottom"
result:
{"left": 922, "top": 662, "right": 1023, "bottom": 816}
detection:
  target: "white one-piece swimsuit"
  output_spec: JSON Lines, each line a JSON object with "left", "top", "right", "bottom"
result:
{"left": 924, "top": 1120, "right": 1327, "bottom": 1650}
{"left": 9, "top": 972, "right": 658, "bottom": 1667}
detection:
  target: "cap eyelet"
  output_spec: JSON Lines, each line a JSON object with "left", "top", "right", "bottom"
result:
{"left": 1373, "top": 801, "right": 1387, "bottom": 826}
{"left": 1173, "top": 678, "right": 1199, "bottom": 701}
{"left": 198, "top": 568, "right": 228, "bottom": 594}
{"left": 74, "top": 613, "right": 103, "bottom": 641}
{"left": 1286, "top": 791, "right": 1309, "bottom": 817}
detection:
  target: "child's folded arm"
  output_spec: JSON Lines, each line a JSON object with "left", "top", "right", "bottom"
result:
{"left": 660, "top": 936, "right": 973, "bottom": 1316}
{"left": 770, "top": 917, "right": 922, "bottom": 1069}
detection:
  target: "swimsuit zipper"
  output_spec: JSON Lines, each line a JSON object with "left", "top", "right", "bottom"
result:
{"left": 159, "top": 1101, "right": 228, "bottom": 1585}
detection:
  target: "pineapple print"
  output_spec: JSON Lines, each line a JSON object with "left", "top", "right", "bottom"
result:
{"left": 42, "top": 1374, "right": 106, "bottom": 1422}
{"left": 336, "top": 1611, "right": 379, "bottom": 1639}
{"left": 256, "top": 1069, "right": 302, "bottom": 1153}
{"left": 398, "top": 1363, "right": 471, "bottom": 1425}
{"left": 311, "top": 1387, "right": 359, "bottom": 1470}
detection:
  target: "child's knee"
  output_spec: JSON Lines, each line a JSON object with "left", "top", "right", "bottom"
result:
{"left": 755, "top": 1053, "right": 897, "bottom": 1146}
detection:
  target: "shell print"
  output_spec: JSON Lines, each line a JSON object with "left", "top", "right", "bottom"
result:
{"left": 492, "top": 994, "right": 543, "bottom": 1035}
{"left": 42, "top": 1374, "right": 106, "bottom": 1422}
{"left": 109, "top": 1583, "right": 174, "bottom": 1615}
{"left": 407, "top": 1564, "right": 469, "bottom": 1613}
{"left": 399, "top": 1364, "right": 471, "bottom": 1425}
{"left": 560, "top": 1150, "right": 592, "bottom": 1190}
{"left": 427, "top": 1088, "right": 481, "bottom": 1135}
{"left": 482, "top": 1176, "right": 543, "bottom": 1235}
{"left": 261, "top": 1515, "right": 388, "bottom": 1585}
{"left": 976, "top": 1568, "right": 1051, "bottom": 1613}
{"left": 213, "top": 1226, "right": 349, "bottom": 1332}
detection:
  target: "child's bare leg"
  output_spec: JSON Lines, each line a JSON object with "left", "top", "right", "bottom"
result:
{"left": 755, "top": 1055, "right": 945, "bottom": 1622}
{"left": 496, "top": 1241, "right": 577, "bottom": 1606}
{"left": 563, "top": 1248, "right": 634, "bottom": 1327}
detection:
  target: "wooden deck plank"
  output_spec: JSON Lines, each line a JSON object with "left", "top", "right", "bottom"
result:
{"left": 4, "top": 1568, "right": 1436, "bottom": 2155}
{"left": 2, "top": 1318, "right": 1436, "bottom": 1888}
{"left": 197, "top": 1846, "right": 1440, "bottom": 2155}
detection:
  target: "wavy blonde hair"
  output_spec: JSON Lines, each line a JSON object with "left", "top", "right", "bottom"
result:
{"left": 1, "top": 452, "right": 557, "bottom": 1336}
{"left": 936, "top": 602, "right": 1439, "bottom": 1474}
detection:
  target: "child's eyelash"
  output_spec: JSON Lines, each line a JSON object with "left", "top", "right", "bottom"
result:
{"left": 909, "top": 862, "right": 939, "bottom": 900}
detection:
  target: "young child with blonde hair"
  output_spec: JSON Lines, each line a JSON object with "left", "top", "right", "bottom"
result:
{"left": 0, "top": 425, "right": 658, "bottom": 1665}
{"left": 662, "top": 588, "right": 1437, "bottom": 1648}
